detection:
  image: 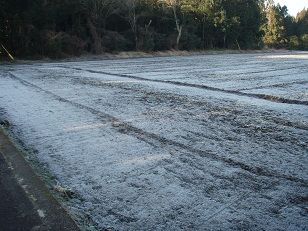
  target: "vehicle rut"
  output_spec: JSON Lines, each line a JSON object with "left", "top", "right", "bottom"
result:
{"left": 8, "top": 72, "right": 308, "bottom": 186}
{"left": 64, "top": 67, "right": 308, "bottom": 106}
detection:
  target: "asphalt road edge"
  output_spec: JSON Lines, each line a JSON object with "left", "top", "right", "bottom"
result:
{"left": 0, "top": 127, "right": 81, "bottom": 231}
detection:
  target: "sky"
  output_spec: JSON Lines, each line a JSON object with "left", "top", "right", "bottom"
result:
{"left": 275, "top": 0, "right": 308, "bottom": 16}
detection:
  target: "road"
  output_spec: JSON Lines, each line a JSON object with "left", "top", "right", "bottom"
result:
{"left": 0, "top": 153, "right": 41, "bottom": 231}
{"left": 0, "top": 130, "right": 80, "bottom": 231}
{"left": 0, "top": 51, "right": 307, "bottom": 230}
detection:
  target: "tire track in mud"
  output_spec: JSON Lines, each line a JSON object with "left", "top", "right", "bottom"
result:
{"left": 165, "top": 69, "right": 308, "bottom": 82}
{"left": 8, "top": 72, "right": 308, "bottom": 186}
{"left": 122, "top": 63, "right": 308, "bottom": 77}
{"left": 72, "top": 76, "right": 308, "bottom": 132}
{"left": 238, "top": 80, "right": 308, "bottom": 91}
{"left": 64, "top": 67, "right": 308, "bottom": 106}
{"left": 109, "top": 62, "right": 304, "bottom": 77}
{"left": 205, "top": 64, "right": 308, "bottom": 76}
{"left": 61, "top": 63, "right": 307, "bottom": 78}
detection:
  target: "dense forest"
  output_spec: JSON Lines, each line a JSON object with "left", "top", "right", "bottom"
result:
{"left": 0, "top": 0, "right": 307, "bottom": 59}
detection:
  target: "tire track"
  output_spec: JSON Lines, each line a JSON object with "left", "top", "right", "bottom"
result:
{"left": 71, "top": 76, "right": 308, "bottom": 131}
{"left": 64, "top": 67, "right": 308, "bottom": 106}
{"left": 165, "top": 69, "right": 308, "bottom": 82}
{"left": 8, "top": 72, "right": 308, "bottom": 186}
{"left": 238, "top": 80, "right": 308, "bottom": 91}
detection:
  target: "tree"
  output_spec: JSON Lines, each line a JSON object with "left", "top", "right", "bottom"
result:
{"left": 122, "top": 0, "right": 139, "bottom": 50}
{"left": 1, "top": 0, "right": 306, "bottom": 58}
{"left": 163, "top": 0, "right": 186, "bottom": 49}
{"left": 81, "top": 0, "right": 120, "bottom": 53}
{"left": 296, "top": 8, "right": 308, "bottom": 36}
{"left": 263, "top": 2, "right": 286, "bottom": 47}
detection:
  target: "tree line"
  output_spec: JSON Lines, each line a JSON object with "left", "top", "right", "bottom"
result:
{"left": 0, "top": 0, "right": 307, "bottom": 59}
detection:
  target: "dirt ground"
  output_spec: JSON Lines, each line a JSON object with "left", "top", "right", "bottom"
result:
{"left": 0, "top": 51, "right": 307, "bottom": 230}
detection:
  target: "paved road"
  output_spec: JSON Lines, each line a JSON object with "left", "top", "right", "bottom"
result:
{"left": 0, "top": 153, "right": 41, "bottom": 231}
{"left": 0, "top": 130, "right": 80, "bottom": 231}
{"left": 0, "top": 52, "right": 307, "bottom": 230}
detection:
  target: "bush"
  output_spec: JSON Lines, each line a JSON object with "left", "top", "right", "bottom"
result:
{"left": 301, "top": 34, "right": 308, "bottom": 50}
{"left": 153, "top": 33, "right": 169, "bottom": 51}
{"left": 289, "top": 35, "right": 300, "bottom": 49}
{"left": 137, "top": 28, "right": 155, "bottom": 51}
{"left": 60, "top": 34, "right": 85, "bottom": 56}
{"left": 180, "top": 30, "right": 202, "bottom": 50}
{"left": 102, "top": 31, "right": 131, "bottom": 52}
{"left": 44, "top": 31, "right": 86, "bottom": 58}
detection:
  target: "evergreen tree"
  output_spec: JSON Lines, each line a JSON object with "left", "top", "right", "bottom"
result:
{"left": 263, "top": 2, "right": 286, "bottom": 47}
{"left": 0, "top": 0, "right": 306, "bottom": 59}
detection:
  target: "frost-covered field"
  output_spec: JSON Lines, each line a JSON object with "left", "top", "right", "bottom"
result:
{"left": 0, "top": 52, "right": 308, "bottom": 231}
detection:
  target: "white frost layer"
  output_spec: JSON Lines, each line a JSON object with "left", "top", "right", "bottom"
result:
{"left": 0, "top": 52, "right": 307, "bottom": 231}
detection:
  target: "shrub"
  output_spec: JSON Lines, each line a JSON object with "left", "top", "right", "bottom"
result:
{"left": 301, "top": 34, "right": 308, "bottom": 50}
{"left": 102, "top": 31, "right": 131, "bottom": 52}
{"left": 289, "top": 35, "right": 300, "bottom": 49}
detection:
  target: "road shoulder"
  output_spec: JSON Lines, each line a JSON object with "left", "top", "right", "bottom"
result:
{"left": 0, "top": 128, "right": 80, "bottom": 231}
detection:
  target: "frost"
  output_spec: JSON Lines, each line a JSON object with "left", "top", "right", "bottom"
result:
{"left": 37, "top": 209, "right": 45, "bottom": 218}
{"left": 0, "top": 52, "right": 307, "bottom": 230}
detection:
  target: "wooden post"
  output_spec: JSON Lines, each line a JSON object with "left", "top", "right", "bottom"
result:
{"left": 0, "top": 43, "right": 14, "bottom": 61}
